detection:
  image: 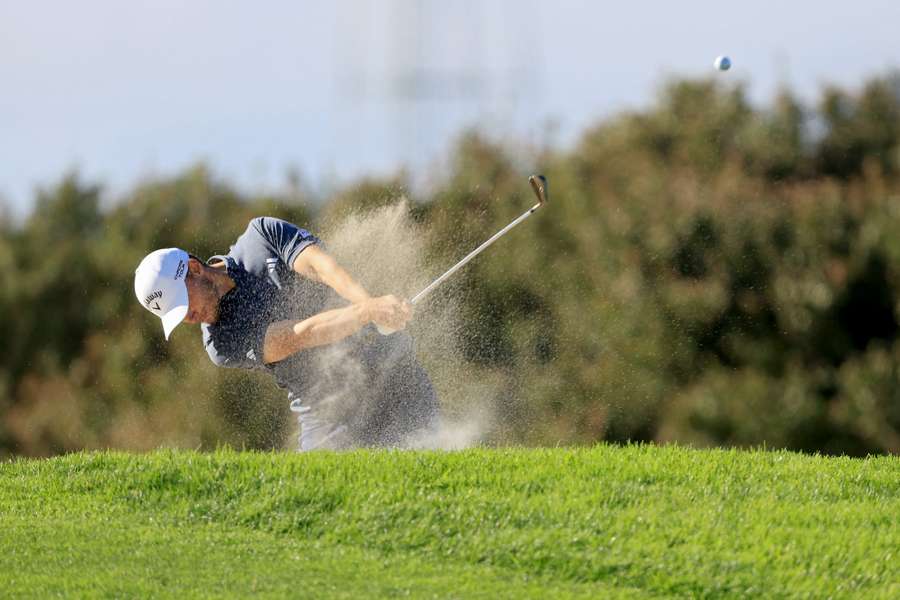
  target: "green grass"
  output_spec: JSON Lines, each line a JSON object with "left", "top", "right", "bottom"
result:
{"left": 2, "top": 445, "right": 898, "bottom": 599}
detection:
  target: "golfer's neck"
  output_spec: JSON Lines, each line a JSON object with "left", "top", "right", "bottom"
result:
{"left": 210, "top": 268, "right": 236, "bottom": 302}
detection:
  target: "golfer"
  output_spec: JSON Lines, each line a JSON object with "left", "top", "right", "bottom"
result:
{"left": 134, "top": 216, "right": 439, "bottom": 450}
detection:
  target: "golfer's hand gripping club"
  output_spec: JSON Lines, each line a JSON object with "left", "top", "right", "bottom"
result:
{"left": 376, "top": 175, "right": 548, "bottom": 335}
{"left": 368, "top": 296, "right": 413, "bottom": 334}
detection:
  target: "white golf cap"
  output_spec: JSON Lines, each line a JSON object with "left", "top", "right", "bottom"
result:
{"left": 134, "top": 248, "right": 190, "bottom": 340}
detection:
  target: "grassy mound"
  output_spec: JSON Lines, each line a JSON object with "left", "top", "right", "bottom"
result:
{"left": 2, "top": 445, "right": 898, "bottom": 598}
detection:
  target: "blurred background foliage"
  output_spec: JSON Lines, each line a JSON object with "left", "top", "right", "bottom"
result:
{"left": 3, "top": 73, "right": 900, "bottom": 457}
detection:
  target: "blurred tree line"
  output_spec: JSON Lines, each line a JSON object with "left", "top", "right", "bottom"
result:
{"left": 3, "top": 72, "right": 900, "bottom": 457}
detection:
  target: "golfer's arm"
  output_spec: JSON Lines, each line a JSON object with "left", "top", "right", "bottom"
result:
{"left": 263, "top": 303, "right": 371, "bottom": 364}
{"left": 292, "top": 245, "right": 371, "bottom": 303}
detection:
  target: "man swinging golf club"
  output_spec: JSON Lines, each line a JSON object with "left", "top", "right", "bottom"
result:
{"left": 134, "top": 217, "right": 439, "bottom": 450}
{"left": 135, "top": 175, "right": 547, "bottom": 451}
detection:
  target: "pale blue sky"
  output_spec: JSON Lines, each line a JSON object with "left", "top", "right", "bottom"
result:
{"left": 2, "top": 1, "right": 899, "bottom": 213}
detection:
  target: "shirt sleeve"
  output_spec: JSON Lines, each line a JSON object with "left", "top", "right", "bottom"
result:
{"left": 251, "top": 217, "right": 321, "bottom": 269}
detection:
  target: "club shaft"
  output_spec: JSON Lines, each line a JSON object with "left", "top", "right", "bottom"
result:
{"left": 410, "top": 202, "right": 542, "bottom": 305}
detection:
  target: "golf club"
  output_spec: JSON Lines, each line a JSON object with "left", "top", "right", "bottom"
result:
{"left": 377, "top": 174, "right": 548, "bottom": 334}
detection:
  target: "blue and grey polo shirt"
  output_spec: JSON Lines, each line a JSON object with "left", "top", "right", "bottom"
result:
{"left": 202, "top": 217, "right": 437, "bottom": 448}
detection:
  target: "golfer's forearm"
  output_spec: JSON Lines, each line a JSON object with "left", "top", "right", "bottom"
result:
{"left": 319, "top": 266, "right": 370, "bottom": 303}
{"left": 315, "top": 260, "right": 370, "bottom": 303}
{"left": 294, "top": 247, "right": 371, "bottom": 303}
{"left": 263, "top": 304, "right": 370, "bottom": 363}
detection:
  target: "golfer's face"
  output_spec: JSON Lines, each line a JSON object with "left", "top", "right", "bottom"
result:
{"left": 183, "top": 269, "right": 219, "bottom": 324}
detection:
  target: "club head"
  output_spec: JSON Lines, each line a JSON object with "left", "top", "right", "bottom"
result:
{"left": 529, "top": 175, "right": 548, "bottom": 206}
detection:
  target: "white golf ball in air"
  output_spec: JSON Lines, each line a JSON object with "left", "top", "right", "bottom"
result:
{"left": 714, "top": 55, "right": 732, "bottom": 71}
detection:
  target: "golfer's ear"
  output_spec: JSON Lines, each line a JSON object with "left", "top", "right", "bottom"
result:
{"left": 187, "top": 257, "right": 204, "bottom": 274}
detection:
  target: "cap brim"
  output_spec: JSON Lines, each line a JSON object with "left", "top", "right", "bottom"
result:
{"left": 161, "top": 303, "right": 189, "bottom": 340}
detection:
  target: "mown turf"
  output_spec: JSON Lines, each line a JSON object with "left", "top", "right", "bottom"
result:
{"left": 1, "top": 445, "right": 898, "bottom": 598}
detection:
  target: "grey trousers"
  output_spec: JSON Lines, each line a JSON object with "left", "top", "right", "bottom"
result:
{"left": 292, "top": 331, "right": 439, "bottom": 451}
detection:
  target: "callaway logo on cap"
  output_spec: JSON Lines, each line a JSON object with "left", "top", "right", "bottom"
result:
{"left": 134, "top": 248, "right": 190, "bottom": 340}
